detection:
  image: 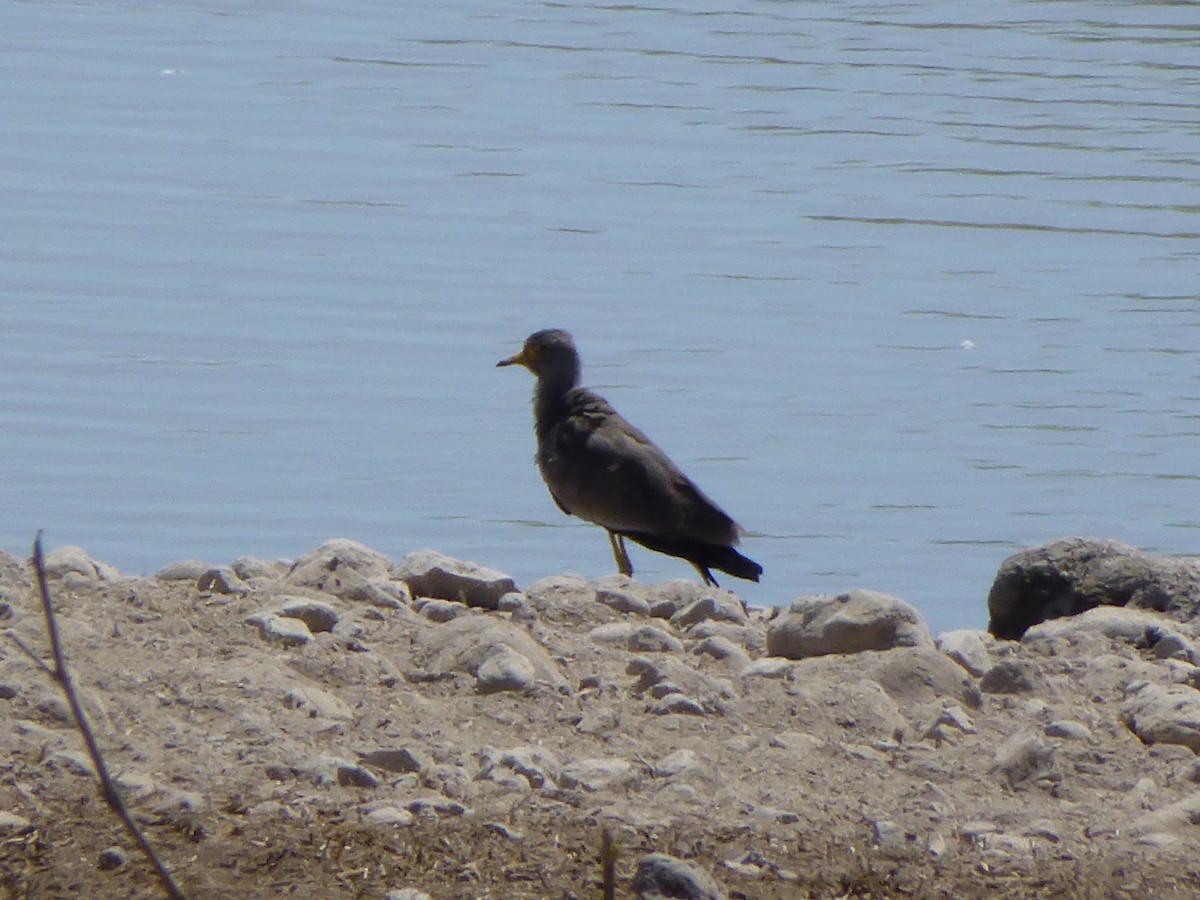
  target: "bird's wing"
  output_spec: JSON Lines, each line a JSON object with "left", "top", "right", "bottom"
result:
{"left": 541, "top": 390, "right": 740, "bottom": 544}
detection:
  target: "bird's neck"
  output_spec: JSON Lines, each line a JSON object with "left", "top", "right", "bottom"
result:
{"left": 533, "top": 364, "right": 579, "bottom": 436}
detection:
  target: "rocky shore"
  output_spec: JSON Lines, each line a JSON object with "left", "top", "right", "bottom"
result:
{"left": 1, "top": 538, "right": 1199, "bottom": 898}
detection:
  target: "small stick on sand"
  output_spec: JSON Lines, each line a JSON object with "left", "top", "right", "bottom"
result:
{"left": 17, "top": 532, "right": 188, "bottom": 900}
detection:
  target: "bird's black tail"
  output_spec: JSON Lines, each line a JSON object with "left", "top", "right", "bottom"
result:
{"left": 621, "top": 531, "right": 762, "bottom": 585}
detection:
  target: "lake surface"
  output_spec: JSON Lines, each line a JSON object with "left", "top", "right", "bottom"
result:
{"left": 2, "top": 1, "right": 1197, "bottom": 633}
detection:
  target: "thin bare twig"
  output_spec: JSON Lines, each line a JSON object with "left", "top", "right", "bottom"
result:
{"left": 29, "top": 532, "right": 187, "bottom": 899}
{"left": 601, "top": 827, "right": 618, "bottom": 900}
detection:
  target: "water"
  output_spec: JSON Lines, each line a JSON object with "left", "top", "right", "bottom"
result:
{"left": 1, "top": 1, "right": 1197, "bottom": 633}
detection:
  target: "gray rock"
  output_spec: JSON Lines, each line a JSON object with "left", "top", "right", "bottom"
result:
{"left": 284, "top": 686, "right": 353, "bottom": 720}
{"left": 1151, "top": 632, "right": 1195, "bottom": 662}
{"left": 395, "top": 549, "right": 517, "bottom": 610}
{"left": 980, "top": 659, "right": 1041, "bottom": 694}
{"left": 359, "top": 577, "right": 412, "bottom": 610}
{"left": 385, "top": 889, "right": 431, "bottom": 900}
{"left": 1121, "top": 682, "right": 1200, "bottom": 752}
{"left": 0, "top": 811, "right": 31, "bottom": 832}
{"left": 627, "top": 656, "right": 735, "bottom": 712}
{"left": 1045, "top": 720, "right": 1093, "bottom": 742}
{"left": 936, "top": 629, "right": 994, "bottom": 677}
{"left": 632, "top": 852, "right": 725, "bottom": 900}
{"left": 360, "top": 748, "right": 430, "bottom": 774}
{"left": 232, "top": 556, "right": 290, "bottom": 580}
{"left": 650, "top": 694, "right": 708, "bottom": 716}
{"left": 740, "top": 658, "right": 796, "bottom": 679}
{"left": 155, "top": 559, "right": 210, "bottom": 581}
{"left": 285, "top": 539, "right": 399, "bottom": 605}
{"left": 987, "top": 537, "right": 1200, "bottom": 640}
{"left": 479, "top": 745, "right": 560, "bottom": 789}
{"left": 693, "top": 636, "right": 751, "bottom": 667}
{"left": 337, "top": 763, "right": 380, "bottom": 788}
{"left": 46, "top": 750, "right": 96, "bottom": 777}
{"left": 269, "top": 596, "right": 340, "bottom": 633}
{"left": 402, "top": 794, "right": 470, "bottom": 818}
{"left": 786, "top": 675, "right": 904, "bottom": 742}
{"left": 414, "top": 597, "right": 471, "bottom": 622}
{"left": 589, "top": 622, "right": 638, "bottom": 645}
{"left": 560, "top": 757, "right": 637, "bottom": 792}
{"left": 422, "top": 616, "right": 566, "bottom": 691}
{"left": 642, "top": 581, "right": 713, "bottom": 620}
{"left": 476, "top": 645, "right": 537, "bottom": 694}
{"left": 628, "top": 625, "right": 684, "bottom": 653}
{"left": 97, "top": 846, "right": 127, "bottom": 870}
{"left": 245, "top": 612, "right": 313, "bottom": 647}
{"left": 766, "top": 590, "right": 932, "bottom": 659}
{"left": 923, "top": 704, "right": 977, "bottom": 743}
{"left": 497, "top": 591, "right": 535, "bottom": 620}
{"left": 871, "top": 819, "right": 905, "bottom": 848}
{"left": 196, "top": 566, "right": 247, "bottom": 595}
{"left": 654, "top": 748, "right": 701, "bottom": 778}
{"left": 364, "top": 805, "right": 417, "bottom": 827}
{"left": 42, "top": 546, "right": 121, "bottom": 581}
{"left": 992, "top": 732, "right": 1058, "bottom": 790}
{"left": 1023, "top": 606, "right": 1186, "bottom": 651}
{"left": 1129, "top": 795, "right": 1200, "bottom": 837}
{"left": 596, "top": 586, "right": 652, "bottom": 616}
{"left": 670, "top": 593, "right": 747, "bottom": 629}
{"left": 868, "top": 647, "right": 976, "bottom": 707}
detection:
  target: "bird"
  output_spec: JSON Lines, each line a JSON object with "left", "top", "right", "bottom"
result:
{"left": 497, "top": 328, "right": 762, "bottom": 587}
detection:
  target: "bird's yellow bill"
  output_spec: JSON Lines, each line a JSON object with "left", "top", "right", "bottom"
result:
{"left": 497, "top": 347, "right": 535, "bottom": 369}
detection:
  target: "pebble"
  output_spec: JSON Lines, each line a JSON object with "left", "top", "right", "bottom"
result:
{"left": 364, "top": 805, "right": 417, "bottom": 827}
{"left": 245, "top": 613, "right": 313, "bottom": 647}
{"left": 740, "top": 658, "right": 796, "bottom": 679}
{"left": 560, "top": 757, "right": 636, "bottom": 792}
{"left": 1045, "top": 719, "right": 1093, "bottom": 741}
{"left": 415, "top": 597, "right": 471, "bottom": 622}
{"left": 632, "top": 852, "right": 724, "bottom": 900}
{"left": 359, "top": 747, "right": 430, "bottom": 774}
{"left": 337, "top": 763, "right": 381, "bottom": 788}
{"left": 654, "top": 748, "right": 701, "bottom": 777}
{"left": 596, "top": 587, "right": 652, "bottom": 616}
{"left": 670, "top": 593, "right": 746, "bottom": 629}
{"left": 395, "top": 549, "right": 517, "bottom": 610}
{"left": 628, "top": 625, "right": 684, "bottom": 654}
{"left": 766, "top": 589, "right": 933, "bottom": 659}
{"left": 97, "top": 846, "right": 127, "bottom": 870}
{"left": 936, "top": 629, "right": 994, "bottom": 677}
{"left": 284, "top": 686, "right": 353, "bottom": 720}
{"left": 475, "top": 645, "right": 537, "bottom": 694}
{"left": 197, "top": 566, "right": 247, "bottom": 595}
{"left": 0, "top": 812, "right": 31, "bottom": 832}
{"left": 980, "top": 659, "right": 1040, "bottom": 694}
{"left": 269, "top": 596, "right": 340, "bottom": 633}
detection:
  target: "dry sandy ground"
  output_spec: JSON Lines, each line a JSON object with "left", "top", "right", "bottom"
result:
{"left": 1, "top": 540, "right": 1199, "bottom": 899}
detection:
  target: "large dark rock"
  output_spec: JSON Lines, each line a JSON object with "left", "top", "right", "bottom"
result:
{"left": 987, "top": 537, "right": 1200, "bottom": 640}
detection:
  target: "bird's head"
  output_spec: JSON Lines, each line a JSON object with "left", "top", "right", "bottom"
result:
{"left": 497, "top": 329, "right": 579, "bottom": 381}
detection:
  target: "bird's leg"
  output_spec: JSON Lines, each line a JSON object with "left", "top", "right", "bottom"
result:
{"left": 607, "top": 531, "right": 633, "bottom": 577}
{"left": 693, "top": 564, "right": 719, "bottom": 588}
